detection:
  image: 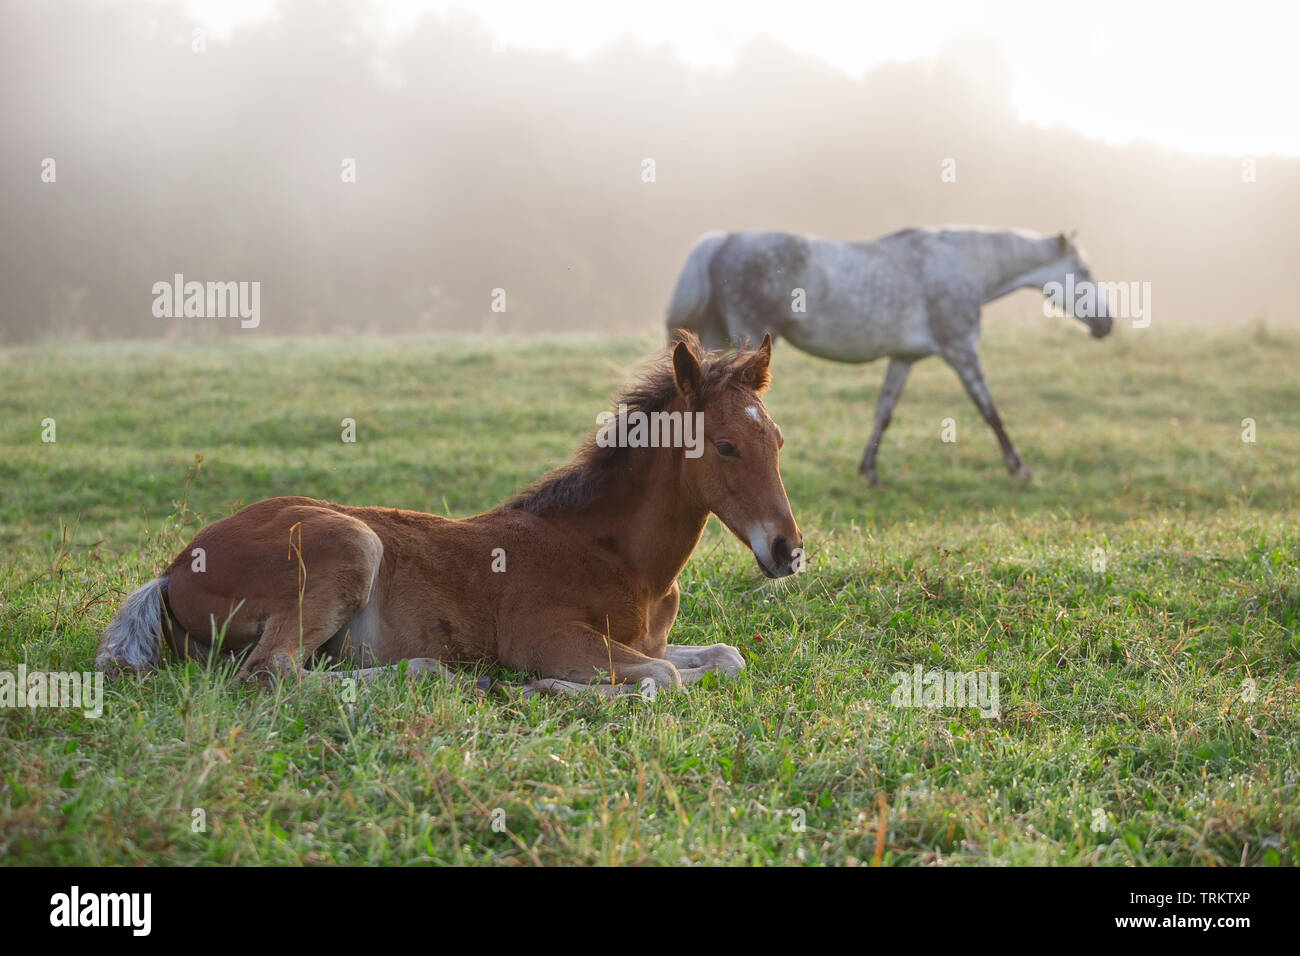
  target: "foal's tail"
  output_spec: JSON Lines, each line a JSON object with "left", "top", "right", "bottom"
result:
{"left": 96, "top": 577, "right": 166, "bottom": 676}
{"left": 666, "top": 231, "right": 727, "bottom": 343}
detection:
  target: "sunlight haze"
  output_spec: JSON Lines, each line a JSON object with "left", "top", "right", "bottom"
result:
{"left": 186, "top": 0, "right": 1300, "bottom": 157}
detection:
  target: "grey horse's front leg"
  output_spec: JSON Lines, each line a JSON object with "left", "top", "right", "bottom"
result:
{"left": 941, "top": 347, "right": 1031, "bottom": 482}
{"left": 859, "top": 357, "right": 913, "bottom": 485}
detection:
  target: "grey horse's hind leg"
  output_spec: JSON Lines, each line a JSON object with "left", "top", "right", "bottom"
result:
{"left": 859, "top": 357, "right": 913, "bottom": 485}
{"left": 694, "top": 320, "right": 731, "bottom": 352}
{"left": 941, "top": 346, "right": 1031, "bottom": 482}
{"left": 669, "top": 320, "right": 728, "bottom": 352}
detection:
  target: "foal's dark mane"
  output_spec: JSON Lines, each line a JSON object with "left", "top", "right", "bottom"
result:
{"left": 502, "top": 333, "right": 766, "bottom": 517}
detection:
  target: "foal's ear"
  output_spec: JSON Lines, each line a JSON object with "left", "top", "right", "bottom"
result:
{"left": 739, "top": 332, "right": 773, "bottom": 393}
{"left": 672, "top": 340, "right": 703, "bottom": 398}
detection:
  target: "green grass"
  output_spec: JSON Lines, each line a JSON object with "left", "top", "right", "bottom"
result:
{"left": 2, "top": 318, "right": 1298, "bottom": 865}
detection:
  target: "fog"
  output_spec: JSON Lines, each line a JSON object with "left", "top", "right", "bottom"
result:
{"left": 2, "top": 0, "right": 1296, "bottom": 344}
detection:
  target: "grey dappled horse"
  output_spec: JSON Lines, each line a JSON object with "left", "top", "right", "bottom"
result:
{"left": 665, "top": 227, "right": 1112, "bottom": 484}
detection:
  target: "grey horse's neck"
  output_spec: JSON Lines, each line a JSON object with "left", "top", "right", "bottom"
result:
{"left": 945, "top": 229, "right": 1065, "bottom": 304}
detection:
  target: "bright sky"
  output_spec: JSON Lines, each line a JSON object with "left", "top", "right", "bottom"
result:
{"left": 183, "top": 0, "right": 1300, "bottom": 157}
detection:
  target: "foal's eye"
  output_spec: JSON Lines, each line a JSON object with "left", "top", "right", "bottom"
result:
{"left": 715, "top": 441, "right": 740, "bottom": 459}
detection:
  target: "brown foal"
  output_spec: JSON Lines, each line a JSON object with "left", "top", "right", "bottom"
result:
{"left": 96, "top": 334, "right": 803, "bottom": 697}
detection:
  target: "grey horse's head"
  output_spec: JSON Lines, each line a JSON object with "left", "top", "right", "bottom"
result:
{"left": 1049, "top": 232, "right": 1112, "bottom": 339}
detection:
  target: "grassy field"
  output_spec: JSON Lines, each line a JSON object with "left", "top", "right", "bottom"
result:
{"left": 2, "top": 319, "right": 1298, "bottom": 865}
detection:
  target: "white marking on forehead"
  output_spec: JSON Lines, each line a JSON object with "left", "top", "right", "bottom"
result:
{"left": 745, "top": 406, "right": 761, "bottom": 422}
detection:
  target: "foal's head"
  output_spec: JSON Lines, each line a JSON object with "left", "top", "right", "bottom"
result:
{"left": 672, "top": 333, "right": 804, "bottom": 578}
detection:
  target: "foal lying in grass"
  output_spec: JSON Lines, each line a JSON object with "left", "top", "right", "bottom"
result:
{"left": 96, "top": 333, "right": 803, "bottom": 697}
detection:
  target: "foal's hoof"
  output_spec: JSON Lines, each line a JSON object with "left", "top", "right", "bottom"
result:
{"left": 243, "top": 668, "right": 287, "bottom": 691}
{"left": 859, "top": 464, "right": 881, "bottom": 487}
{"left": 1011, "top": 463, "right": 1033, "bottom": 484}
{"left": 711, "top": 645, "right": 746, "bottom": 676}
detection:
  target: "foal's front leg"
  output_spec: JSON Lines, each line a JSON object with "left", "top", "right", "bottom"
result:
{"left": 502, "top": 621, "right": 683, "bottom": 699}
{"left": 520, "top": 643, "right": 745, "bottom": 698}
{"left": 664, "top": 643, "right": 746, "bottom": 684}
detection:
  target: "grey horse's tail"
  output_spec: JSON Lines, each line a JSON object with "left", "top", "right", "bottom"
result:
{"left": 666, "top": 231, "right": 727, "bottom": 343}
{"left": 96, "top": 577, "right": 166, "bottom": 676}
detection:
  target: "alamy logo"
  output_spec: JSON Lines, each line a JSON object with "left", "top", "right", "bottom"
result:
{"left": 1043, "top": 273, "right": 1151, "bottom": 328}
{"left": 152, "top": 273, "right": 260, "bottom": 328}
{"left": 0, "top": 665, "right": 102, "bottom": 718}
{"left": 890, "top": 664, "right": 1000, "bottom": 718}
{"left": 595, "top": 405, "right": 705, "bottom": 458}
{"left": 49, "top": 886, "right": 151, "bottom": 936}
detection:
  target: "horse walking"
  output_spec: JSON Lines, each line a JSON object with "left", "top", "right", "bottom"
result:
{"left": 96, "top": 335, "right": 802, "bottom": 698}
{"left": 666, "top": 227, "right": 1113, "bottom": 484}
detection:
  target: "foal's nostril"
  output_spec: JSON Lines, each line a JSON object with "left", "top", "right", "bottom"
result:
{"left": 771, "top": 535, "right": 792, "bottom": 568}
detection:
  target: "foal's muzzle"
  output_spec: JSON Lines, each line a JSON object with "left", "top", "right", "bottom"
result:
{"left": 759, "top": 534, "right": 804, "bottom": 578}
{"left": 1090, "top": 314, "right": 1113, "bottom": 338}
